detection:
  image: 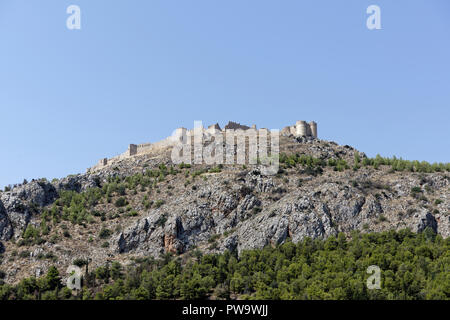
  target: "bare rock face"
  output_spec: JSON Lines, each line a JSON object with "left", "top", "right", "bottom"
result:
{"left": 116, "top": 213, "right": 164, "bottom": 255}
{"left": 237, "top": 213, "right": 289, "bottom": 253}
{"left": 437, "top": 215, "right": 450, "bottom": 238}
{"left": 0, "top": 200, "right": 13, "bottom": 240}
{"left": 14, "top": 180, "right": 58, "bottom": 207}
{"left": 360, "top": 195, "right": 383, "bottom": 219}
{"left": 0, "top": 192, "right": 31, "bottom": 240}
{"left": 245, "top": 171, "right": 274, "bottom": 193}
{"left": 113, "top": 166, "right": 449, "bottom": 258}
{"left": 164, "top": 216, "right": 184, "bottom": 254}
{"left": 0, "top": 180, "right": 59, "bottom": 240}
{"left": 52, "top": 174, "right": 101, "bottom": 193}
{"left": 0, "top": 132, "right": 448, "bottom": 284}
{"left": 415, "top": 210, "right": 438, "bottom": 233}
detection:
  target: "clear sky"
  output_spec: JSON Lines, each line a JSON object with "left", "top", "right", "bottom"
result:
{"left": 0, "top": 0, "right": 449, "bottom": 187}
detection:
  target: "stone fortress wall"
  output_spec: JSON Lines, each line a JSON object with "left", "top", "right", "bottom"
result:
{"left": 91, "top": 120, "right": 317, "bottom": 171}
{"left": 280, "top": 121, "right": 317, "bottom": 138}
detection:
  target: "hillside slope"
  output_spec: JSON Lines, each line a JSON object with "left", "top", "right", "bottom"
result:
{"left": 0, "top": 134, "right": 448, "bottom": 284}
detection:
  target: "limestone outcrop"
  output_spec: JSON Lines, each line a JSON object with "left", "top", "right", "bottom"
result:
{"left": 0, "top": 122, "right": 448, "bottom": 284}
{"left": 0, "top": 180, "right": 58, "bottom": 240}
{"left": 114, "top": 169, "right": 448, "bottom": 257}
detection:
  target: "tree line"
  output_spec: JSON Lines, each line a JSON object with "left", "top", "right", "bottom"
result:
{"left": 1, "top": 229, "right": 449, "bottom": 300}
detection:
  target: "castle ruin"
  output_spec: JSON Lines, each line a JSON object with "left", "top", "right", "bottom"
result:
{"left": 91, "top": 120, "right": 317, "bottom": 170}
{"left": 280, "top": 121, "right": 317, "bottom": 138}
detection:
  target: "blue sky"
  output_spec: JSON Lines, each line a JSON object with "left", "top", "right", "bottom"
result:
{"left": 0, "top": 0, "right": 449, "bottom": 187}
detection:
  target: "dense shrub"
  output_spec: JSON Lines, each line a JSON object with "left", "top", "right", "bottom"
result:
{"left": 73, "top": 258, "right": 88, "bottom": 268}
{"left": 114, "top": 197, "right": 127, "bottom": 207}
{"left": 99, "top": 228, "right": 112, "bottom": 239}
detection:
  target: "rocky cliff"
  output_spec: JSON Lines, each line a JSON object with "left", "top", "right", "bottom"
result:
{"left": 0, "top": 134, "right": 448, "bottom": 283}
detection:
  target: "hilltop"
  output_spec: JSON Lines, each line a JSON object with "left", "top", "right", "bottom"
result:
{"left": 0, "top": 122, "right": 448, "bottom": 286}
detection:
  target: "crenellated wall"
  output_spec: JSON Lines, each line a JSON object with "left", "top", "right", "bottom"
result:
{"left": 91, "top": 120, "right": 318, "bottom": 170}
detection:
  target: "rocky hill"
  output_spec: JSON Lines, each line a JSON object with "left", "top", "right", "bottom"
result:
{"left": 0, "top": 133, "right": 448, "bottom": 284}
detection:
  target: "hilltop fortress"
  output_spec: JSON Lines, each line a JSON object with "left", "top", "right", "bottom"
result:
{"left": 91, "top": 120, "right": 317, "bottom": 171}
